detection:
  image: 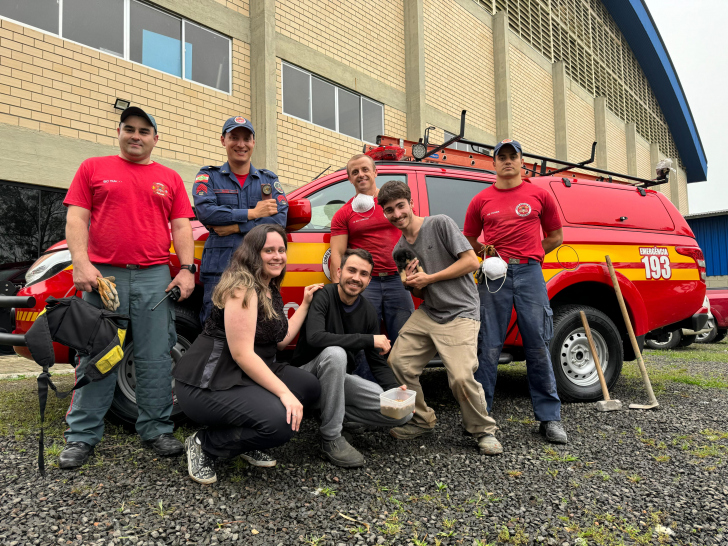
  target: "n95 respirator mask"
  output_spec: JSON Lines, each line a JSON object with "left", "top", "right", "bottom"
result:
{"left": 480, "top": 251, "right": 508, "bottom": 293}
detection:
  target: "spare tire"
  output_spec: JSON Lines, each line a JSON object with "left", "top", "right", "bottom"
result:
{"left": 550, "top": 304, "right": 623, "bottom": 402}
{"left": 645, "top": 330, "right": 681, "bottom": 350}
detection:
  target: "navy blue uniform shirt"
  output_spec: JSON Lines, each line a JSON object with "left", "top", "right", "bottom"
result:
{"left": 193, "top": 162, "right": 288, "bottom": 275}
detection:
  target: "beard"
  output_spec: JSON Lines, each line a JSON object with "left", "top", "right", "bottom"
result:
{"left": 340, "top": 279, "right": 364, "bottom": 297}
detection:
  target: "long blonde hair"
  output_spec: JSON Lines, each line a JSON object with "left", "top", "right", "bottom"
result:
{"left": 211, "top": 224, "right": 287, "bottom": 319}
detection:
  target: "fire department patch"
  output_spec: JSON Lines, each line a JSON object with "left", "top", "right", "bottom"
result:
{"left": 273, "top": 181, "right": 283, "bottom": 194}
{"left": 196, "top": 184, "right": 208, "bottom": 195}
{"left": 196, "top": 174, "right": 210, "bottom": 182}
{"left": 151, "top": 182, "right": 169, "bottom": 198}
{"left": 501, "top": 138, "right": 513, "bottom": 144}
{"left": 515, "top": 203, "right": 531, "bottom": 217}
{"left": 235, "top": 116, "right": 246, "bottom": 124}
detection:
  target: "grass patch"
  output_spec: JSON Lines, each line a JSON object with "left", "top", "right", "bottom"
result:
{"left": 622, "top": 361, "right": 728, "bottom": 391}
{"left": 0, "top": 375, "right": 75, "bottom": 438}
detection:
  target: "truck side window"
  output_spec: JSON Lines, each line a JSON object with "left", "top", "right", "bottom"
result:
{"left": 301, "top": 174, "right": 407, "bottom": 231}
{"left": 425, "top": 176, "right": 491, "bottom": 229}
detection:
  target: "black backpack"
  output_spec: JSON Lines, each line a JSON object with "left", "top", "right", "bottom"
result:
{"left": 25, "top": 296, "right": 128, "bottom": 476}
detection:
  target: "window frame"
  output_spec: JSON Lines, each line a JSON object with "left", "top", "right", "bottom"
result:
{"left": 422, "top": 174, "right": 492, "bottom": 230}
{"left": 0, "top": 0, "right": 232, "bottom": 95}
{"left": 281, "top": 61, "right": 384, "bottom": 144}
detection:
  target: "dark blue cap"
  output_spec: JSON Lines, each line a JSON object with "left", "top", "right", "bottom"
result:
{"left": 493, "top": 138, "right": 522, "bottom": 157}
{"left": 222, "top": 116, "right": 255, "bottom": 136}
{"left": 120, "top": 106, "right": 157, "bottom": 134}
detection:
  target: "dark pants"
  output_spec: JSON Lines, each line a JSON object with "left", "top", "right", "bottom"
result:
{"left": 176, "top": 366, "right": 321, "bottom": 459}
{"left": 199, "top": 273, "right": 222, "bottom": 325}
{"left": 475, "top": 261, "right": 561, "bottom": 422}
{"left": 354, "top": 275, "right": 414, "bottom": 381}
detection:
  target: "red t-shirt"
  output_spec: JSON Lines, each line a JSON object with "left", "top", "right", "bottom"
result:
{"left": 330, "top": 196, "right": 400, "bottom": 275}
{"left": 463, "top": 179, "right": 562, "bottom": 263}
{"left": 234, "top": 173, "right": 248, "bottom": 187}
{"left": 64, "top": 155, "right": 194, "bottom": 266}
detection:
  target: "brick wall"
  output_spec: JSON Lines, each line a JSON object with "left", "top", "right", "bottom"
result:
{"left": 384, "top": 105, "right": 407, "bottom": 140}
{"left": 0, "top": 18, "right": 250, "bottom": 174}
{"left": 218, "top": 0, "right": 248, "bottom": 16}
{"left": 636, "top": 140, "right": 651, "bottom": 180}
{"left": 423, "top": 0, "right": 496, "bottom": 136}
{"left": 606, "top": 118, "right": 628, "bottom": 175}
{"left": 566, "top": 89, "right": 594, "bottom": 163}
{"left": 275, "top": 0, "right": 405, "bottom": 93}
{"left": 509, "top": 45, "right": 555, "bottom": 157}
{"left": 276, "top": 59, "right": 386, "bottom": 189}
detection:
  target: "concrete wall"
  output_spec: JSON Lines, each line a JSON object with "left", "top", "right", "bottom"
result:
{"left": 707, "top": 276, "right": 728, "bottom": 289}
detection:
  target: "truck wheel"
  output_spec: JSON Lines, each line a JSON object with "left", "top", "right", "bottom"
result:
{"left": 714, "top": 328, "right": 728, "bottom": 344}
{"left": 645, "top": 330, "right": 681, "bottom": 350}
{"left": 107, "top": 330, "right": 193, "bottom": 429}
{"left": 677, "top": 334, "right": 697, "bottom": 348}
{"left": 550, "top": 305, "right": 623, "bottom": 402}
{"left": 695, "top": 319, "right": 717, "bottom": 344}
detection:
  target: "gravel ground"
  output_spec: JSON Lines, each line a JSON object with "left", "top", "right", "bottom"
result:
{"left": 1, "top": 342, "right": 727, "bottom": 546}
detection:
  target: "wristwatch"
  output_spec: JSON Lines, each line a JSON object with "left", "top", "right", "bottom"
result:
{"left": 180, "top": 264, "right": 197, "bottom": 273}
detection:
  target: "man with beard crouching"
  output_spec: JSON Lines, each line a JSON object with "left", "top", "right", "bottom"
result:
{"left": 291, "top": 248, "right": 413, "bottom": 468}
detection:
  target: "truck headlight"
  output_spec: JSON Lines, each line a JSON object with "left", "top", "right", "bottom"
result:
{"left": 25, "top": 250, "right": 72, "bottom": 286}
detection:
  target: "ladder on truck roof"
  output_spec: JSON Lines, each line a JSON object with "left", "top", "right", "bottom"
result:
{"left": 364, "top": 110, "right": 670, "bottom": 189}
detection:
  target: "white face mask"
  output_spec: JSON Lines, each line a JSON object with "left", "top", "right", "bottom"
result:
{"left": 352, "top": 193, "right": 375, "bottom": 213}
{"left": 482, "top": 256, "right": 508, "bottom": 280}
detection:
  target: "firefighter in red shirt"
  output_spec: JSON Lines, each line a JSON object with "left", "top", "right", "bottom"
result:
{"left": 464, "top": 139, "right": 567, "bottom": 444}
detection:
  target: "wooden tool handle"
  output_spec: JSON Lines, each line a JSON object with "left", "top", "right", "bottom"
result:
{"left": 605, "top": 255, "right": 658, "bottom": 405}
{"left": 579, "top": 311, "right": 610, "bottom": 400}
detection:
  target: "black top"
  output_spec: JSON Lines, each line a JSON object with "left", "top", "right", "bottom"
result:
{"left": 291, "top": 283, "right": 399, "bottom": 390}
{"left": 173, "top": 283, "right": 288, "bottom": 390}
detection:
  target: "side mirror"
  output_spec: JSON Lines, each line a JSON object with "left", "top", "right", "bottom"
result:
{"left": 286, "top": 198, "right": 311, "bottom": 232}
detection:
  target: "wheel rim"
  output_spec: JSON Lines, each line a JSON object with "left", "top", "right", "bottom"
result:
{"left": 559, "top": 327, "right": 609, "bottom": 387}
{"left": 117, "top": 335, "right": 191, "bottom": 410}
{"left": 696, "top": 319, "right": 715, "bottom": 342}
{"left": 648, "top": 331, "right": 674, "bottom": 347}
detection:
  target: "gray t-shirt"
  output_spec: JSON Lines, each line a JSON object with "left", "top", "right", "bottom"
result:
{"left": 393, "top": 215, "right": 479, "bottom": 324}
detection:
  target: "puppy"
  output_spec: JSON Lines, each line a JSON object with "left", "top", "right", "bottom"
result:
{"left": 393, "top": 248, "right": 425, "bottom": 283}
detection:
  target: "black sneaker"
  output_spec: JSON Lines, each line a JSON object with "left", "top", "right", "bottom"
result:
{"left": 58, "top": 442, "right": 94, "bottom": 469}
{"left": 143, "top": 433, "right": 184, "bottom": 456}
{"left": 184, "top": 433, "right": 217, "bottom": 484}
{"left": 539, "top": 421, "right": 568, "bottom": 444}
{"left": 240, "top": 450, "right": 277, "bottom": 468}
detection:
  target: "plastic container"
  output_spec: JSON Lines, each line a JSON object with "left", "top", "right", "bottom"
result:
{"left": 379, "top": 388, "right": 416, "bottom": 419}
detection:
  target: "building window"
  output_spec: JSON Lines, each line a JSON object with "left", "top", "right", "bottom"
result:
{"left": 0, "top": 0, "right": 232, "bottom": 93}
{"left": 282, "top": 62, "right": 384, "bottom": 144}
{"left": 444, "top": 131, "right": 477, "bottom": 153}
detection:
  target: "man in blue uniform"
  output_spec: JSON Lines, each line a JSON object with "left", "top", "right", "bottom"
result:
{"left": 193, "top": 116, "right": 288, "bottom": 323}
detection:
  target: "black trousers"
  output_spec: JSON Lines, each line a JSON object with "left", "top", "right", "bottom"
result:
{"left": 176, "top": 365, "right": 321, "bottom": 458}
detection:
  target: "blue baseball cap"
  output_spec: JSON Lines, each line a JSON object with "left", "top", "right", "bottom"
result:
{"left": 493, "top": 138, "right": 522, "bottom": 157}
{"left": 120, "top": 106, "right": 157, "bottom": 134}
{"left": 222, "top": 116, "right": 255, "bottom": 136}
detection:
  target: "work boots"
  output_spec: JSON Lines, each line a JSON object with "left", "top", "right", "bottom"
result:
{"left": 321, "top": 436, "right": 365, "bottom": 468}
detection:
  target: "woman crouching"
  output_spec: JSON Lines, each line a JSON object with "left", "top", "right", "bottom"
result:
{"left": 174, "top": 224, "right": 322, "bottom": 484}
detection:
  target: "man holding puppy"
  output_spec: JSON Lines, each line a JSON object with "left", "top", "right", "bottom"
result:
{"left": 379, "top": 180, "right": 501, "bottom": 455}
{"left": 292, "top": 248, "right": 413, "bottom": 468}
{"left": 463, "top": 139, "right": 566, "bottom": 444}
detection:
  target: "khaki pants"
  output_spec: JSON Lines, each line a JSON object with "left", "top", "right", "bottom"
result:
{"left": 388, "top": 309, "right": 497, "bottom": 436}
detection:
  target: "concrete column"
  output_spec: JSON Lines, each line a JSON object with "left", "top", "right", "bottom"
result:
{"left": 552, "top": 61, "right": 568, "bottom": 161}
{"left": 649, "top": 142, "right": 659, "bottom": 175}
{"left": 250, "top": 0, "right": 277, "bottom": 171}
{"left": 493, "top": 11, "right": 512, "bottom": 140}
{"left": 625, "top": 122, "right": 637, "bottom": 176}
{"left": 404, "top": 0, "right": 426, "bottom": 141}
{"left": 669, "top": 157, "right": 681, "bottom": 207}
{"left": 594, "top": 96, "right": 608, "bottom": 169}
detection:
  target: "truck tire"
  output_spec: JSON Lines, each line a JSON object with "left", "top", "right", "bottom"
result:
{"left": 714, "top": 328, "right": 728, "bottom": 344}
{"left": 677, "top": 334, "right": 697, "bottom": 348}
{"left": 550, "top": 304, "right": 623, "bottom": 402}
{"left": 106, "top": 318, "right": 198, "bottom": 429}
{"left": 645, "top": 330, "right": 681, "bottom": 350}
{"left": 695, "top": 319, "right": 717, "bottom": 344}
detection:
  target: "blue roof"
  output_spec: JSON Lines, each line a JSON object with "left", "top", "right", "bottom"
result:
{"left": 602, "top": 0, "right": 707, "bottom": 182}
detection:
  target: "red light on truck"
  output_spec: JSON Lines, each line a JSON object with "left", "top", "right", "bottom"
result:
{"left": 365, "top": 145, "right": 405, "bottom": 161}
{"left": 675, "top": 246, "right": 707, "bottom": 281}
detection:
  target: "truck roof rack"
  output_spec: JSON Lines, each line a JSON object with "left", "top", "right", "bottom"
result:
{"left": 365, "top": 110, "right": 669, "bottom": 189}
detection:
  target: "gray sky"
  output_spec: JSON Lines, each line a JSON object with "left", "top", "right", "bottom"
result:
{"left": 645, "top": 0, "right": 728, "bottom": 214}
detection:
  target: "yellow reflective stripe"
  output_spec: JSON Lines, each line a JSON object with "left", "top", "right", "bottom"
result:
{"left": 543, "top": 244, "right": 694, "bottom": 265}
{"left": 95, "top": 328, "right": 127, "bottom": 375}
{"left": 281, "top": 272, "right": 330, "bottom": 286}
{"left": 287, "top": 243, "right": 329, "bottom": 263}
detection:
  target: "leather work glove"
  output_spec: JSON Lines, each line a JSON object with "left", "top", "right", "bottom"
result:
{"left": 96, "top": 276, "right": 120, "bottom": 311}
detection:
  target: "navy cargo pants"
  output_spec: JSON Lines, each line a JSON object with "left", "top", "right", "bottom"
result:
{"left": 474, "top": 260, "right": 561, "bottom": 422}
{"left": 65, "top": 264, "right": 177, "bottom": 445}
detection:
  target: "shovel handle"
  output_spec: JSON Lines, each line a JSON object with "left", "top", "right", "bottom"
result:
{"left": 579, "top": 311, "right": 610, "bottom": 401}
{"left": 605, "top": 255, "right": 658, "bottom": 405}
